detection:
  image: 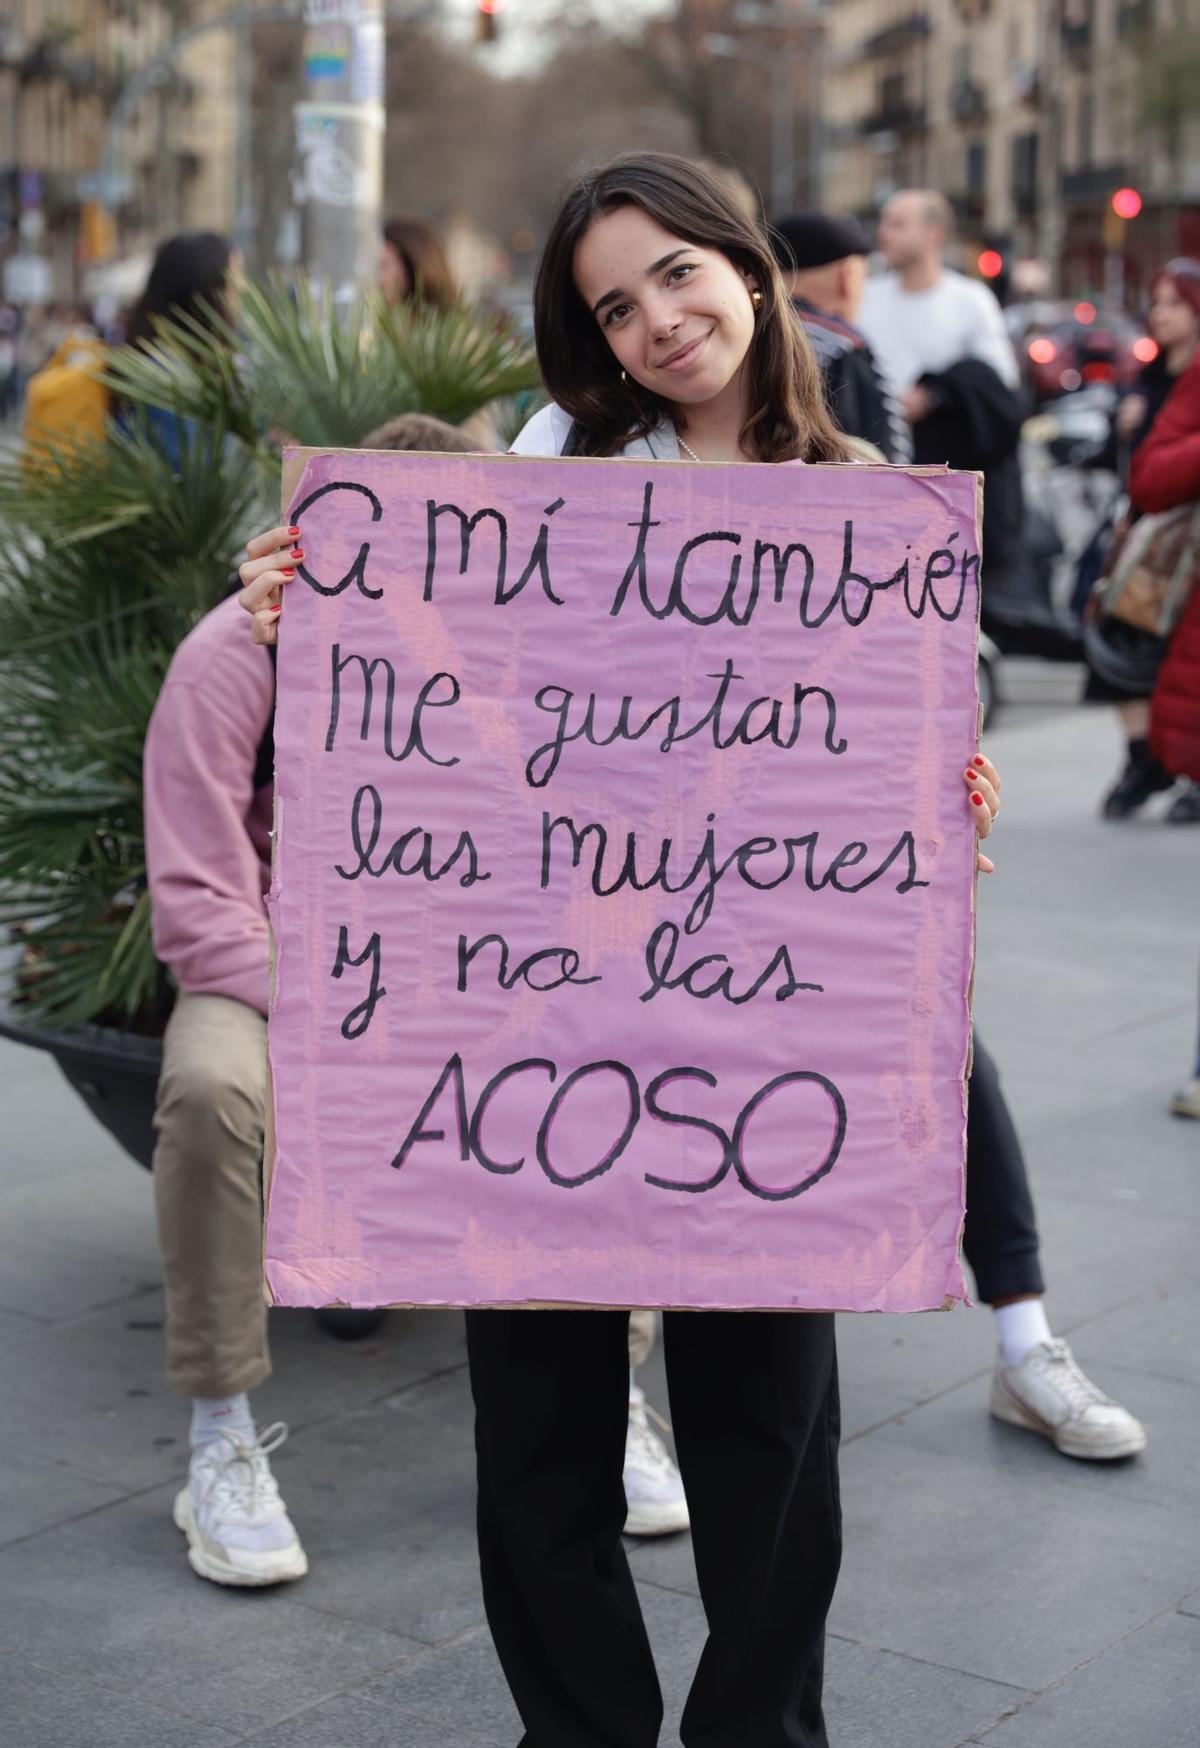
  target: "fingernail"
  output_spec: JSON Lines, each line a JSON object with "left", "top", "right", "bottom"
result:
{"left": 972, "top": 755, "right": 986, "bottom": 767}
{"left": 280, "top": 567, "right": 295, "bottom": 577}
{"left": 964, "top": 770, "right": 976, "bottom": 781}
{"left": 287, "top": 526, "right": 301, "bottom": 538}
{"left": 290, "top": 547, "right": 304, "bottom": 561}
{"left": 971, "top": 793, "right": 984, "bottom": 806}
{"left": 269, "top": 605, "right": 282, "bottom": 616}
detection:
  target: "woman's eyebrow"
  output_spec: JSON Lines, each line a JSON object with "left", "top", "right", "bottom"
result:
{"left": 591, "top": 248, "right": 692, "bottom": 316}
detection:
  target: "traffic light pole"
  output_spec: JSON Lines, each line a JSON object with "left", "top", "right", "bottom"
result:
{"left": 294, "top": 0, "right": 385, "bottom": 302}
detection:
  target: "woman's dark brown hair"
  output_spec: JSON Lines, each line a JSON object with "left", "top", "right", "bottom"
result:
{"left": 382, "top": 218, "right": 457, "bottom": 310}
{"left": 124, "top": 231, "right": 232, "bottom": 351}
{"left": 532, "top": 152, "right": 853, "bottom": 463}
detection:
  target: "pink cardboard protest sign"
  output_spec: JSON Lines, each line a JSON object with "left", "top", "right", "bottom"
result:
{"left": 265, "top": 447, "right": 979, "bottom": 1313}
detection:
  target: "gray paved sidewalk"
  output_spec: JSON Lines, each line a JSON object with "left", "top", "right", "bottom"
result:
{"left": 1, "top": 699, "right": 1197, "bottom": 1748}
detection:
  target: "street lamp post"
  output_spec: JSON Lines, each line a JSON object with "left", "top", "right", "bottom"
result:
{"left": 293, "top": 0, "right": 385, "bottom": 302}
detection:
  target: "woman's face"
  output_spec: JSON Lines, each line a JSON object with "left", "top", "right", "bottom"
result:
{"left": 572, "top": 204, "right": 758, "bottom": 409}
{"left": 378, "top": 242, "right": 410, "bottom": 306}
{"left": 1147, "top": 279, "right": 1200, "bottom": 352}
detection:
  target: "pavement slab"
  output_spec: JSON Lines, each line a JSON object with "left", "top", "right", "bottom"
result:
{"left": 975, "top": 1609, "right": 1200, "bottom": 1747}
{"left": 0, "top": 1651, "right": 239, "bottom": 1748}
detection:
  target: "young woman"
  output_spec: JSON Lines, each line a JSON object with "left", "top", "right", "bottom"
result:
{"left": 119, "top": 231, "right": 236, "bottom": 472}
{"left": 240, "top": 153, "right": 999, "bottom": 1748}
{"left": 379, "top": 216, "right": 457, "bottom": 310}
{"left": 1087, "top": 257, "right": 1200, "bottom": 821}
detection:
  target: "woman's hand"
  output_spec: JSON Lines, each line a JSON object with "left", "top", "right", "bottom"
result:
{"left": 237, "top": 523, "right": 302, "bottom": 645}
{"left": 964, "top": 753, "right": 1000, "bottom": 874}
{"left": 1115, "top": 393, "right": 1148, "bottom": 438}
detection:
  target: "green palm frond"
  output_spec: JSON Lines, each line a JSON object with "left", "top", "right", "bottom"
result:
{"left": 0, "top": 276, "right": 541, "bottom": 1028}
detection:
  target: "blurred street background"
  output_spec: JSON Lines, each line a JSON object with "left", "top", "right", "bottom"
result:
{"left": 1, "top": 2, "right": 1198, "bottom": 1745}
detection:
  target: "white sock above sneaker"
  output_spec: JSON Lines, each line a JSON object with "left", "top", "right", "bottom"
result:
{"left": 994, "top": 1298, "right": 1054, "bottom": 1367}
{"left": 190, "top": 1392, "right": 256, "bottom": 1452}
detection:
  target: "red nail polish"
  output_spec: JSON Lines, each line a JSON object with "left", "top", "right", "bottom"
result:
{"left": 964, "top": 770, "right": 976, "bottom": 781}
{"left": 972, "top": 755, "right": 986, "bottom": 767}
{"left": 287, "top": 526, "right": 301, "bottom": 538}
{"left": 280, "top": 567, "right": 295, "bottom": 577}
{"left": 290, "top": 547, "right": 304, "bottom": 561}
{"left": 269, "top": 605, "right": 282, "bottom": 616}
{"left": 971, "top": 793, "right": 984, "bottom": 805}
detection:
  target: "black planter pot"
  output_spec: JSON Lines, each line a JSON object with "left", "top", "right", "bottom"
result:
{"left": 0, "top": 994, "right": 387, "bottom": 1341}
{"left": 0, "top": 996, "right": 162, "bottom": 1171}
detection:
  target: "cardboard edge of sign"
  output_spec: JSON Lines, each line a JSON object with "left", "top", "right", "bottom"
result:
{"left": 261, "top": 447, "right": 983, "bottom": 1318}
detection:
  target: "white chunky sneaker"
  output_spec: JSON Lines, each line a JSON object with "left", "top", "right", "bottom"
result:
{"left": 1170, "top": 1076, "right": 1200, "bottom": 1119}
{"left": 173, "top": 1423, "right": 308, "bottom": 1587}
{"left": 623, "top": 1385, "right": 690, "bottom": 1536}
{"left": 989, "top": 1339, "right": 1147, "bottom": 1461}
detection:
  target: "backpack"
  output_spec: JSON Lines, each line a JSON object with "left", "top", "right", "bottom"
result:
{"left": 22, "top": 334, "right": 111, "bottom": 471}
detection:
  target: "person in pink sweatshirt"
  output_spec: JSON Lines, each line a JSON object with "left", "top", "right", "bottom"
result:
{"left": 144, "top": 414, "right": 688, "bottom": 1591}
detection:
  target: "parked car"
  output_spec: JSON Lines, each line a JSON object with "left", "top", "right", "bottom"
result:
{"left": 1019, "top": 303, "right": 1154, "bottom": 404}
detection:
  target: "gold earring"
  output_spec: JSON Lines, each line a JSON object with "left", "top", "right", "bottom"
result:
{"left": 751, "top": 289, "right": 764, "bottom": 309}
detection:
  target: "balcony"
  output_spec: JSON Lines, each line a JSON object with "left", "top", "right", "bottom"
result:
{"left": 1117, "top": 0, "right": 1153, "bottom": 36}
{"left": 860, "top": 100, "right": 928, "bottom": 137}
{"left": 861, "top": 13, "right": 930, "bottom": 59}
{"left": 1061, "top": 5, "right": 1093, "bottom": 54}
{"left": 949, "top": 79, "right": 988, "bottom": 124}
{"left": 1061, "top": 163, "right": 1131, "bottom": 204}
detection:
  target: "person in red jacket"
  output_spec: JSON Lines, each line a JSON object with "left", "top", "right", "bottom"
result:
{"left": 1128, "top": 342, "right": 1200, "bottom": 1114}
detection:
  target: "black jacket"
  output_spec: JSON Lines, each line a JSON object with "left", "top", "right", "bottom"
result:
{"left": 793, "top": 300, "right": 911, "bottom": 464}
{"left": 911, "top": 357, "right": 1029, "bottom": 600}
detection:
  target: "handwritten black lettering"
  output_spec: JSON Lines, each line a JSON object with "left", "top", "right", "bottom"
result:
{"left": 337, "top": 785, "right": 491, "bottom": 886}
{"left": 288, "top": 480, "right": 383, "bottom": 599}
{"left": 325, "top": 648, "right": 461, "bottom": 766}
{"left": 330, "top": 926, "right": 387, "bottom": 1038}
{"left": 497, "top": 497, "right": 566, "bottom": 606}
{"left": 541, "top": 810, "right": 928, "bottom": 935}
{"left": 424, "top": 500, "right": 507, "bottom": 602}
{"left": 639, "top": 921, "right": 824, "bottom": 1005}
{"left": 526, "top": 659, "right": 846, "bottom": 787}
{"left": 457, "top": 932, "right": 601, "bottom": 993}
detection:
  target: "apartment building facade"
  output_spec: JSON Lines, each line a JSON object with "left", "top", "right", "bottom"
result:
{"left": 820, "top": 0, "right": 1200, "bottom": 296}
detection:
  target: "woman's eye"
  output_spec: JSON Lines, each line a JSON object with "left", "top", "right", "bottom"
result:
{"left": 603, "top": 303, "right": 632, "bottom": 328}
{"left": 666, "top": 263, "right": 696, "bottom": 285}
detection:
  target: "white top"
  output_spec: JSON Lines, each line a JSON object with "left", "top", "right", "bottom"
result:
{"left": 858, "top": 269, "right": 1020, "bottom": 393}
{"left": 509, "top": 401, "right": 682, "bottom": 461}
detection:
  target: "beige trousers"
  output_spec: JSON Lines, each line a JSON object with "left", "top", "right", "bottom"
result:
{"left": 152, "top": 993, "right": 271, "bottom": 1398}
{"left": 151, "top": 992, "right": 661, "bottom": 1397}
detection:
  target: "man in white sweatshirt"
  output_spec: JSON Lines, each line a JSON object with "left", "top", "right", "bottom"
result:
{"left": 859, "top": 188, "right": 1020, "bottom": 423}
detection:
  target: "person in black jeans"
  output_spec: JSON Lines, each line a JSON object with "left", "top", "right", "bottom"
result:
{"left": 240, "top": 153, "right": 1003, "bottom": 1748}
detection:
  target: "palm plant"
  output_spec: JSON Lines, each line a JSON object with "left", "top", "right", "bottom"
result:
{"left": 0, "top": 281, "right": 540, "bottom": 1031}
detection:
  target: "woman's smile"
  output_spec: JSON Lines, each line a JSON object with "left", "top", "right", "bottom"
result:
{"left": 657, "top": 329, "right": 712, "bottom": 374}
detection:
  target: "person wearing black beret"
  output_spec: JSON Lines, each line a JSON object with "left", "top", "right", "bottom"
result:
{"left": 769, "top": 210, "right": 911, "bottom": 464}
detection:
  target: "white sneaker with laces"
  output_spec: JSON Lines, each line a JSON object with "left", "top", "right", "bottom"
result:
{"left": 623, "top": 1385, "right": 690, "bottom": 1536}
{"left": 1170, "top": 1075, "right": 1200, "bottom": 1119}
{"left": 989, "top": 1339, "right": 1147, "bottom": 1460}
{"left": 173, "top": 1423, "right": 308, "bottom": 1586}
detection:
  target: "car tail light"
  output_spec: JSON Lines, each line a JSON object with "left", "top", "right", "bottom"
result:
{"left": 1028, "top": 338, "right": 1058, "bottom": 364}
{"left": 1082, "top": 362, "right": 1116, "bottom": 382}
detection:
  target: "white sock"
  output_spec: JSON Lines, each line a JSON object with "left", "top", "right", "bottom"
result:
{"left": 994, "top": 1299, "right": 1053, "bottom": 1366}
{"left": 190, "top": 1393, "right": 256, "bottom": 1452}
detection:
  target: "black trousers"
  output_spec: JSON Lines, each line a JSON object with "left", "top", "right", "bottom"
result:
{"left": 963, "top": 1035, "right": 1045, "bottom": 1303}
{"left": 466, "top": 1307, "right": 840, "bottom": 1748}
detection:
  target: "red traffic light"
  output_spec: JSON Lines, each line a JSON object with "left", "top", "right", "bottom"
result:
{"left": 977, "top": 249, "right": 1004, "bottom": 280}
{"left": 1111, "top": 187, "right": 1142, "bottom": 220}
